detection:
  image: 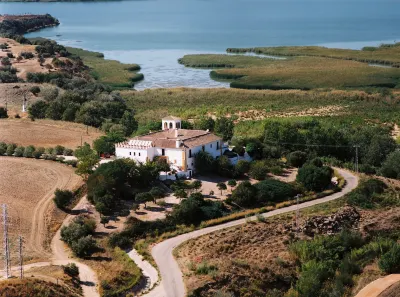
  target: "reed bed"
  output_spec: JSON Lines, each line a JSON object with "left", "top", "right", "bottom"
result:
{"left": 180, "top": 54, "right": 400, "bottom": 90}
{"left": 227, "top": 45, "right": 400, "bottom": 67}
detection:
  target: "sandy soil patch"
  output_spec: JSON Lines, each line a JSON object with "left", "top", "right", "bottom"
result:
{"left": 0, "top": 157, "right": 82, "bottom": 261}
{"left": 234, "top": 105, "right": 347, "bottom": 121}
{"left": 0, "top": 118, "right": 103, "bottom": 148}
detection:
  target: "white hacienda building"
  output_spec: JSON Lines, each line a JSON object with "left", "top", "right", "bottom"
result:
{"left": 115, "top": 116, "right": 223, "bottom": 179}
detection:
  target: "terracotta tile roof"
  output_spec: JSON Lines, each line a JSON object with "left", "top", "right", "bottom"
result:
{"left": 162, "top": 116, "right": 181, "bottom": 121}
{"left": 117, "top": 129, "right": 222, "bottom": 149}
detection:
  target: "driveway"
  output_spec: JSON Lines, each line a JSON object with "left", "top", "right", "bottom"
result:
{"left": 142, "top": 168, "right": 359, "bottom": 297}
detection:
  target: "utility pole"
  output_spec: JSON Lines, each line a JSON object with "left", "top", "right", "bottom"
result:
{"left": 354, "top": 145, "right": 360, "bottom": 173}
{"left": 295, "top": 194, "right": 302, "bottom": 232}
{"left": 2, "top": 204, "right": 11, "bottom": 279}
{"left": 18, "top": 236, "right": 23, "bottom": 279}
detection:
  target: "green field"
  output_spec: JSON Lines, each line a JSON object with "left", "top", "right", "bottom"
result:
{"left": 122, "top": 87, "right": 400, "bottom": 138}
{"left": 179, "top": 54, "right": 400, "bottom": 90}
{"left": 227, "top": 43, "right": 400, "bottom": 66}
{"left": 67, "top": 47, "right": 144, "bottom": 89}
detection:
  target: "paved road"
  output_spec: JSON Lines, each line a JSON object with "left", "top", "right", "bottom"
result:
{"left": 143, "top": 168, "right": 359, "bottom": 297}
{"left": 355, "top": 274, "right": 400, "bottom": 297}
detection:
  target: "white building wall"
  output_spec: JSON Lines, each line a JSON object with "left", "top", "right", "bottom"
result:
{"left": 186, "top": 140, "right": 222, "bottom": 171}
{"left": 115, "top": 147, "right": 152, "bottom": 163}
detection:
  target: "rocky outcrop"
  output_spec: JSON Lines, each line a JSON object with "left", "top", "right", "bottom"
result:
{"left": 284, "top": 206, "right": 360, "bottom": 236}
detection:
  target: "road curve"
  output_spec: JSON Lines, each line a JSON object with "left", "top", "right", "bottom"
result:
{"left": 143, "top": 168, "right": 359, "bottom": 297}
{"left": 355, "top": 274, "right": 400, "bottom": 297}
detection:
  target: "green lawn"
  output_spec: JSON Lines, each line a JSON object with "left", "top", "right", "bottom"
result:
{"left": 67, "top": 47, "right": 143, "bottom": 89}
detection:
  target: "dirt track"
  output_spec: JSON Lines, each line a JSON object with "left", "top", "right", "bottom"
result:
{"left": 0, "top": 157, "right": 82, "bottom": 259}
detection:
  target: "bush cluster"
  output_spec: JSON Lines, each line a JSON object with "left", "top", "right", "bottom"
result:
{"left": 60, "top": 216, "right": 97, "bottom": 257}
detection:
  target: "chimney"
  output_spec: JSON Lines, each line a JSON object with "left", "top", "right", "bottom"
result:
{"left": 176, "top": 139, "right": 182, "bottom": 148}
{"left": 174, "top": 129, "right": 178, "bottom": 138}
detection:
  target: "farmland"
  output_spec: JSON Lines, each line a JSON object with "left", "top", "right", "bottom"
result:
{"left": 0, "top": 119, "right": 103, "bottom": 148}
{"left": 0, "top": 157, "right": 82, "bottom": 260}
{"left": 179, "top": 54, "right": 400, "bottom": 90}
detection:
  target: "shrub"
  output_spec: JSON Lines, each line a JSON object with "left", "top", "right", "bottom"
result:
{"left": 71, "top": 235, "right": 97, "bottom": 257}
{"left": 14, "top": 146, "right": 25, "bottom": 157}
{"left": 30, "top": 86, "right": 41, "bottom": 95}
{"left": 255, "top": 179, "right": 296, "bottom": 204}
{"left": 296, "top": 164, "right": 333, "bottom": 192}
{"left": 23, "top": 145, "right": 35, "bottom": 158}
{"left": 0, "top": 142, "right": 7, "bottom": 155}
{"left": 53, "top": 189, "right": 74, "bottom": 209}
{"left": 230, "top": 181, "right": 257, "bottom": 207}
{"left": 249, "top": 160, "right": 268, "bottom": 180}
{"left": 287, "top": 151, "right": 308, "bottom": 168}
{"left": 20, "top": 52, "right": 34, "bottom": 59}
{"left": 6, "top": 143, "right": 16, "bottom": 156}
{"left": 347, "top": 179, "right": 388, "bottom": 209}
{"left": 33, "top": 147, "right": 45, "bottom": 159}
{"left": 379, "top": 151, "right": 400, "bottom": 179}
{"left": 54, "top": 145, "right": 65, "bottom": 155}
{"left": 62, "top": 263, "right": 79, "bottom": 277}
{"left": 28, "top": 100, "right": 48, "bottom": 119}
{"left": 234, "top": 160, "right": 251, "bottom": 177}
{"left": 63, "top": 148, "right": 74, "bottom": 156}
{"left": 0, "top": 107, "right": 8, "bottom": 118}
{"left": 379, "top": 244, "right": 400, "bottom": 274}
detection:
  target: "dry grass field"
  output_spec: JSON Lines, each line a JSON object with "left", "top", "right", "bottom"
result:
{"left": 0, "top": 119, "right": 103, "bottom": 148}
{"left": 0, "top": 157, "right": 82, "bottom": 261}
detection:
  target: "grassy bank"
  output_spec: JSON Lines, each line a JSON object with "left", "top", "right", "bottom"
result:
{"left": 227, "top": 44, "right": 400, "bottom": 67}
{"left": 122, "top": 88, "right": 400, "bottom": 138}
{"left": 179, "top": 54, "right": 400, "bottom": 90}
{"left": 67, "top": 47, "right": 143, "bottom": 89}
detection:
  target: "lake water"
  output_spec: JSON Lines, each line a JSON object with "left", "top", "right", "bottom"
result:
{"left": 1, "top": 0, "right": 400, "bottom": 89}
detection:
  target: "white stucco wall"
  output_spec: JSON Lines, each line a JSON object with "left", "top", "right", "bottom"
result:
{"left": 186, "top": 140, "right": 222, "bottom": 170}
{"left": 115, "top": 147, "right": 151, "bottom": 163}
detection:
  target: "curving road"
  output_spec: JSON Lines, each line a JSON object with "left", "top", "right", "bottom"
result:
{"left": 355, "top": 274, "right": 400, "bottom": 297}
{"left": 142, "top": 168, "right": 359, "bottom": 297}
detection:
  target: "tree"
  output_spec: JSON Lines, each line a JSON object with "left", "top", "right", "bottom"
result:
{"left": 195, "top": 117, "right": 215, "bottom": 131}
{"left": 135, "top": 192, "right": 152, "bottom": 209}
{"left": 119, "top": 110, "right": 138, "bottom": 136}
{"left": 23, "top": 145, "right": 35, "bottom": 158}
{"left": 379, "top": 244, "right": 400, "bottom": 274}
{"left": 174, "top": 188, "right": 188, "bottom": 200}
{"left": 194, "top": 151, "right": 214, "bottom": 174}
{"left": 215, "top": 117, "right": 234, "bottom": 141}
{"left": 234, "top": 160, "right": 251, "bottom": 177}
{"left": 230, "top": 181, "right": 257, "bottom": 207}
{"left": 254, "top": 179, "right": 296, "bottom": 204}
{"left": 217, "top": 182, "right": 227, "bottom": 196}
{"left": 6, "top": 143, "right": 16, "bottom": 156}
{"left": 0, "top": 142, "right": 7, "bottom": 155}
{"left": 14, "top": 146, "right": 25, "bottom": 157}
{"left": 74, "top": 143, "right": 99, "bottom": 179}
{"left": 297, "top": 164, "right": 334, "bottom": 192}
{"left": 249, "top": 161, "right": 269, "bottom": 180}
{"left": 227, "top": 180, "right": 237, "bottom": 192}
{"left": 28, "top": 100, "right": 48, "bottom": 119}
{"left": 379, "top": 151, "right": 400, "bottom": 179}
{"left": 100, "top": 216, "right": 110, "bottom": 227}
{"left": 287, "top": 151, "right": 308, "bottom": 168}
{"left": 150, "top": 186, "right": 165, "bottom": 203}
{"left": 33, "top": 147, "right": 45, "bottom": 159}
{"left": 191, "top": 180, "right": 202, "bottom": 192}
{"left": 72, "top": 235, "right": 97, "bottom": 257}
{"left": 53, "top": 189, "right": 74, "bottom": 209}
{"left": 63, "top": 263, "right": 79, "bottom": 278}
{"left": 0, "top": 107, "right": 8, "bottom": 119}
